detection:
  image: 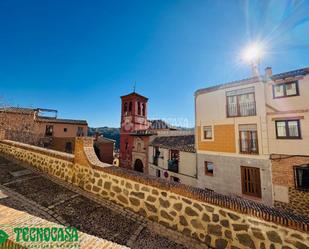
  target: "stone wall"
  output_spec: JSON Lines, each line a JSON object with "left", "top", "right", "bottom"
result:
{"left": 0, "top": 138, "right": 309, "bottom": 249}
{"left": 275, "top": 187, "right": 309, "bottom": 217}
{"left": 272, "top": 155, "right": 309, "bottom": 217}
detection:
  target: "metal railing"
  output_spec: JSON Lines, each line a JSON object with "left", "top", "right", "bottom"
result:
{"left": 227, "top": 101, "right": 256, "bottom": 117}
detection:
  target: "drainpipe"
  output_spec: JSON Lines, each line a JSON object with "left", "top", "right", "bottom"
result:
{"left": 194, "top": 93, "right": 199, "bottom": 185}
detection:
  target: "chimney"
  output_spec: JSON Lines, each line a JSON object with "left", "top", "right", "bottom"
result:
{"left": 265, "top": 67, "right": 272, "bottom": 79}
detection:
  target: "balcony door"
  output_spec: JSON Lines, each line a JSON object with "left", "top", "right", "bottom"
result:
{"left": 239, "top": 124, "right": 258, "bottom": 154}
{"left": 226, "top": 87, "right": 256, "bottom": 117}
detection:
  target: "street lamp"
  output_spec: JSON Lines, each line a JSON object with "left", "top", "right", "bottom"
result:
{"left": 242, "top": 42, "right": 264, "bottom": 77}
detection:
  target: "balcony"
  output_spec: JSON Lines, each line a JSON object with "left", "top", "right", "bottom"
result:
{"left": 168, "top": 159, "right": 179, "bottom": 173}
{"left": 227, "top": 101, "right": 256, "bottom": 117}
{"left": 239, "top": 139, "right": 259, "bottom": 154}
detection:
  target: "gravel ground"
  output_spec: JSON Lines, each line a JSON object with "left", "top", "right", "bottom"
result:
{"left": 51, "top": 195, "right": 141, "bottom": 245}
{"left": 132, "top": 228, "right": 189, "bottom": 249}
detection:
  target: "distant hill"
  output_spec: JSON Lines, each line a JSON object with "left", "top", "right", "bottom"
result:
{"left": 88, "top": 126, "right": 194, "bottom": 150}
{"left": 88, "top": 127, "right": 120, "bottom": 149}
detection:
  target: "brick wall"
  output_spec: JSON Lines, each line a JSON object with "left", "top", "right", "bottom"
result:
{"left": 272, "top": 155, "right": 309, "bottom": 216}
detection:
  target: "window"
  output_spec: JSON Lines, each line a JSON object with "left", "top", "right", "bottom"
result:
{"left": 241, "top": 166, "right": 261, "bottom": 198}
{"left": 142, "top": 103, "right": 146, "bottom": 116}
{"left": 171, "top": 176, "right": 180, "bottom": 183}
{"left": 239, "top": 125, "right": 258, "bottom": 154}
{"left": 129, "top": 102, "right": 132, "bottom": 113}
{"left": 273, "top": 81, "right": 299, "bottom": 98}
{"left": 275, "top": 120, "right": 301, "bottom": 139}
{"left": 204, "top": 161, "right": 214, "bottom": 176}
{"left": 45, "top": 125, "right": 53, "bottom": 136}
{"left": 137, "top": 102, "right": 141, "bottom": 115}
{"left": 226, "top": 87, "right": 256, "bottom": 117}
{"left": 153, "top": 147, "right": 160, "bottom": 166}
{"left": 203, "top": 126, "right": 213, "bottom": 140}
{"left": 124, "top": 102, "right": 128, "bottom": 113}
{"left": 294, "top": 165, "right": 309, "bottom": 190}
{"left": 65, "top": 142, "right": 73, "bottom": 153}
{"left": 77, "top": 127, "right": 84, "bottom": 137}
{"left": 64, "top": 128, "right": 67, "bottom": 132}
{"left": 168, "top": 150, "right": 179, "bottom": 173}
{"left": 156, "top": 169, "right": 161, "bottom": 178}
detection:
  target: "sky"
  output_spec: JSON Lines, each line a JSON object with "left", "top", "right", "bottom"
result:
{"left": 0, "top": 0, "right": 309, "bottom": 127}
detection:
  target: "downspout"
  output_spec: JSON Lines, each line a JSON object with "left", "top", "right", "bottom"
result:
{"left": 194, "top": 92, "right": 199, "bottom": 185}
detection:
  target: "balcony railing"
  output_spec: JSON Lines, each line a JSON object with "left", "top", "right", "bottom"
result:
{"left": 239, "top": 139, "right": 259, "bottom": 154}
{"left": 168, "top": 159, "right": 179, "bottom": 173}
{"left": 227, "top": 101, "right": 256, "bottom": 117}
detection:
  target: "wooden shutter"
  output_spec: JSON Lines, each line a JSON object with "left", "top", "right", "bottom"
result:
{"left": 241, "top": 166, "right": 261, "bottom": 198}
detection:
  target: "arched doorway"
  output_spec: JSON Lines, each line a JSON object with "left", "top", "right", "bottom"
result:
{"left": 134, "top": 159, "right": 144, "bottom": 173}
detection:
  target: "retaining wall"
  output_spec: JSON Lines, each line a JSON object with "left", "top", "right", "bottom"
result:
{"left": 0, "top": 138, "right": 308, "bottom": 249}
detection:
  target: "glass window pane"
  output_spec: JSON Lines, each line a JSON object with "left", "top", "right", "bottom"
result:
{"left": 296, "top": 167, "right": 309, "bottom": 189}
{"left": 286, "top": 82, "right": 297, "bottom": 96}
{"left": 203, "top": 126, "right": 212, "bottom": 139}
{"left": 288, "top": 121, "right": 299, "bottom": 137}
{"left": 276, "top": 122, "right": 286, "bottom": 137}
{"left": 274, "top": 85, "right": 284, "bottom": 97}
{"left": 207, "top": 162, "right": 214, "bottom": 171}
{"left": 227, "top": 96, "right": 237, "bottom": 116}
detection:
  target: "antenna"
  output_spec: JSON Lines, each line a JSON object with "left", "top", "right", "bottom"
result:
{"left": 133, "top": 81, "right": 136, "bottom": 93}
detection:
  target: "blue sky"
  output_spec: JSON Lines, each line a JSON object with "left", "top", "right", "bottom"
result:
{"left": 1, "top": 0, "right": 308, "bottom": 127}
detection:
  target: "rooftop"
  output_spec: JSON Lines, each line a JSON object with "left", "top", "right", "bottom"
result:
{"left": 149, "top": 119, "right": 177, "bottom": 130}
{"left": 150, "top": 135, "right": 195, "bottom": 153}
{"left": 0, "top": 106, "right": 88, "bottom": 125}
{"left": 195, "top": 67, "right": 309, "bottom": 96}
{"left": 120, "top": 92, "right": 148, "bottom": 100}
{"left": 36, "top": 117, "right": 88, "bottom": 125}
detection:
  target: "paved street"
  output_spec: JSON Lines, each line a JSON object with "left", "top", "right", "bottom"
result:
{"left": 0, "top": 156, "right": 209, "bottom": 249}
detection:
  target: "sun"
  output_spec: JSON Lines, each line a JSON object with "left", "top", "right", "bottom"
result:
{"left": 242, "top": 42, "right": 264, "bottom": 62}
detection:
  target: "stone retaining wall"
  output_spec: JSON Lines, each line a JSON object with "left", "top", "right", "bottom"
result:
{"left": 0, "top": 138, "right": 309, "bottom": 249}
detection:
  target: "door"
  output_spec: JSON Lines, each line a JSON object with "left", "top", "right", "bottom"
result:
{"left": 134, "top": 159, "right": 144, "bottom": 173}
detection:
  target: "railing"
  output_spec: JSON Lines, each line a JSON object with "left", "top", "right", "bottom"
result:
{"left": 153, "top": 156, "right": 158, "bottom": 166}
{"left": 168, "top": 159, "right": 179, "bottom": 173}
{"left": 239, "top": 139, "right": 259, "bottom": 154}
{"left": 227, "top": 101, "right": 256, "bottom": 117}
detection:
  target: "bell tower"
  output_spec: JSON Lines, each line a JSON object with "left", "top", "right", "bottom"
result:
{"left": 119, "top": 92, "right": 149, "bottom": 169}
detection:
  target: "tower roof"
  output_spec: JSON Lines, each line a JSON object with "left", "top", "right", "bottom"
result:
{"left": 120, "top": 92, "right": 148, "bottom": 100}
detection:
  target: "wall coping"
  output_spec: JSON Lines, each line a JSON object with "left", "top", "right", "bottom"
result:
{"left": 1, "top": 138, "right": 309, "bottom": 233}
{"left": 0, "top": 140, "right": 74, "bottom": 162}
{"left": 94, "top": 165, "right": 309, "bottom": 232}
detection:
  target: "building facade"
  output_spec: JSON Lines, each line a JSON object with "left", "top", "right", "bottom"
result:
{"left": 265, "top": 68, "right": 309, "bottom": 215}
{"left": 119, "top": 92, "right": 195, "bottom": 177}
{"left": 94, "top": 135, "right": 115, "bottom": 164}
{"left": 195, "top": 67, "right": 309, "bottom": 212}
{"left": 119, "top": 92, "right": 151, "bottom": 173}
{"left": 148, "top": 135, "right": 197, "bottom": 186}
{"left": 0, "top": 107, "right": 88, "bottom": 153}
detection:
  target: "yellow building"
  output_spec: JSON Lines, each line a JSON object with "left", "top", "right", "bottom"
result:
{"left": 195, "top": 67, "right": 309, "bottom": 211}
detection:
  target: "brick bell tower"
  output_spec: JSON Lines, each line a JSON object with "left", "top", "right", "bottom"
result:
{"left": 119, "top": 92, "right": 149, "bottom": 169}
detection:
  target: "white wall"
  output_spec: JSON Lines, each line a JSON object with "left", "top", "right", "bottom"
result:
{"left": 148, "top": 146, "right": 197, "bottom": 186}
